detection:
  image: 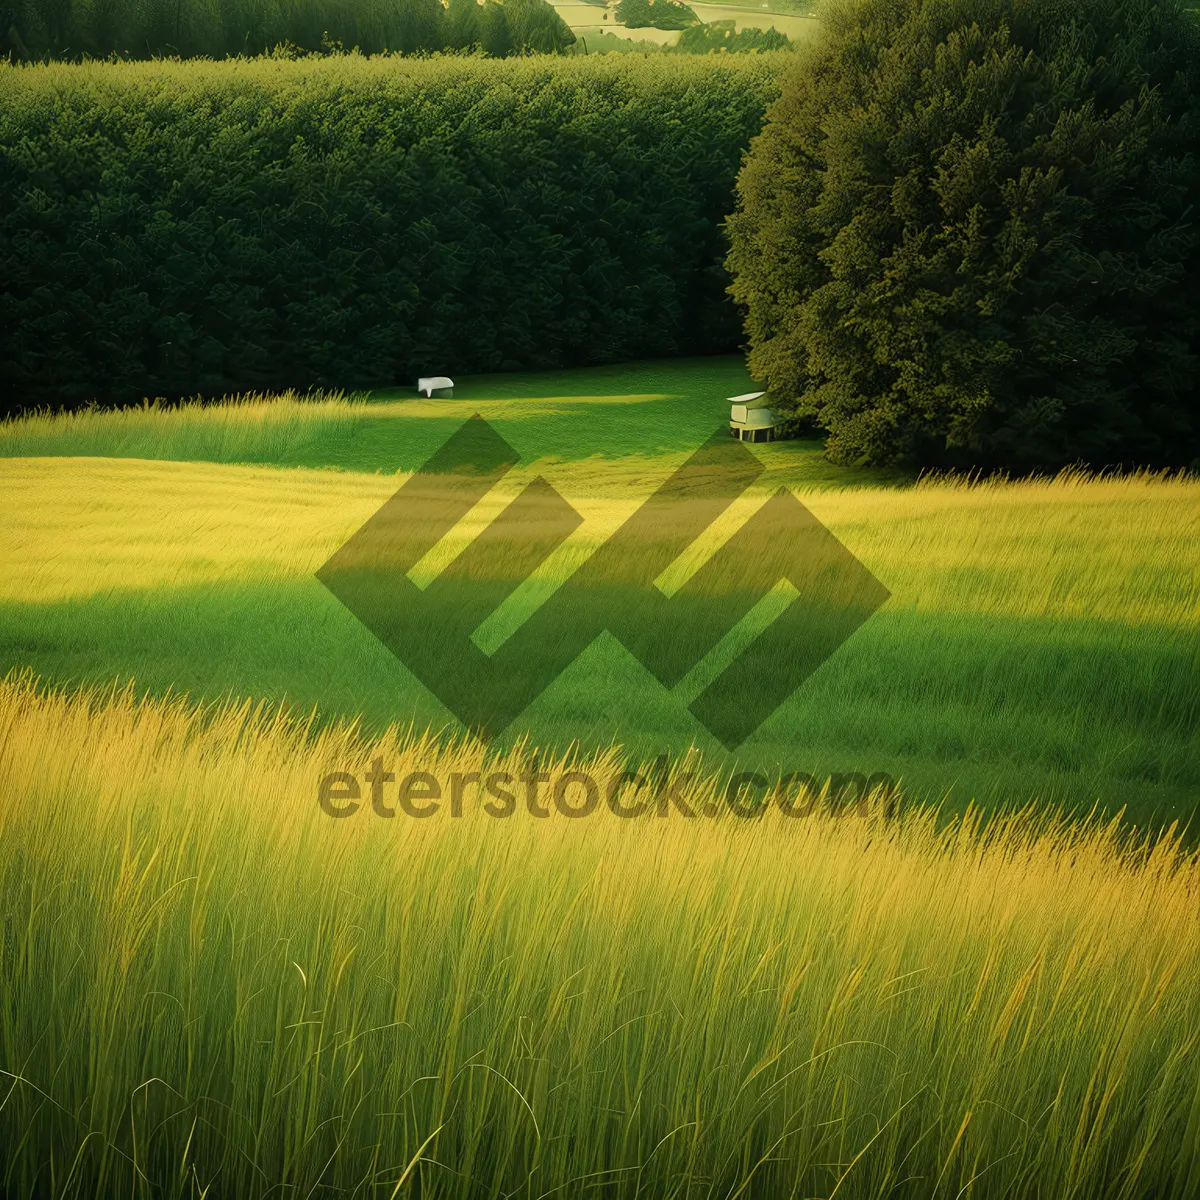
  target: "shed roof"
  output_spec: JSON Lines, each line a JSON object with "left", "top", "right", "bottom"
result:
{"left": 418, "top": 376, "right": 454, "bottom": 396}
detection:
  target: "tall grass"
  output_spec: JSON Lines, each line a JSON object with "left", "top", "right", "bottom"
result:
{"left": 1, "top": 671, "right": 1198, "bottom": 1197}
{"left": 0, "top": 390, "right": 370, "bottom": 466}
{"left": 1, "top": 413, "right": 1197, "bottom": 815}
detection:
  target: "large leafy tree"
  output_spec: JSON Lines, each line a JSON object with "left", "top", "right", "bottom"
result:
{"left": 727, "top": 0, "right": 1200, "bottom": 469}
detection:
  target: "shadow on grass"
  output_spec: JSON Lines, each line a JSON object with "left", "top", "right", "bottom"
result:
{"left": 1, "top": 572, "right": 1196, "bottom": 827}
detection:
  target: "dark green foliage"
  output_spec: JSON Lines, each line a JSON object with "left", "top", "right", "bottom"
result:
{"left": 574, "top": 22, "right": 794, "bottom": 56}
{"left": 727, "top": 0, "right": 1200, "bottom": 469}
{"left": 615, "top": 0, "right": 700, "bottom": 30}
{"left": 478, "top": 1, "right": 515, "bottom": 54}
{"left": 0, "top": 55, "right": 782, "bottom": 409}
{"left": 0, "top": 0, "right": 573, "bottom": 60}
{"left": 499, "top": 0, "right": 575, "bottom": 53}
{"left": 571, "top": 29, "right": 665, "bottom": 54}
{"left": 673, "top": 20, "right": 792, "bottom": 52}
{"left": 445, "top": 0, "right": 484, "bottom": 47}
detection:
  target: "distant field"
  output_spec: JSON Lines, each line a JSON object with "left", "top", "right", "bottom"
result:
{"left": 687, "top": 2, "right": 818, "bottom": 34}
{"left": 2, "top": 358, "right": 1197, "bottom": 826}
{"left": 570, "top": 27, "right": 671, "bottom": 49}
{"left": 712, "top": 0, "right": 812, "bottom": 11}
{"left": 558, "top": 0, "right": 820, "bottom": 44}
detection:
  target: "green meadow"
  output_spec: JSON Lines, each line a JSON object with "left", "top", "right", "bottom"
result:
{"left": 2, "top": 358, "right": 1197, "bottom": 826}
{"left": 5, "top": 0, "right": 1200, "bottom": 1192}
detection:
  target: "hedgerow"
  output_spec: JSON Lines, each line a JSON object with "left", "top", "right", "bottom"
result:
{"left": 0, "top": 0, "right": 576, "bottom": 60}
{"left": 0, "top": 54, "right": 783, "bottom": 409}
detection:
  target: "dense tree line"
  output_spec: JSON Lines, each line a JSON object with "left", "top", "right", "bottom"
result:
{"left": 614, "top": 0, "right": 699, "bottom": 31}
{"left": 0, "top": 0, "right": 574, "bottom": 60}
{"left": 728, "top": 0, "right": 1200, "bottom": 470}
{"left": 0, "top": 54, "right": 782, "bottom": 411}
{"left": 673, "top": 20, "right": 790, "bottom": 51}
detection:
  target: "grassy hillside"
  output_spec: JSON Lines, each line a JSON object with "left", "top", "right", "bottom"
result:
{"left": 2, "top": 360, "right": 1197, "bottom": 824}
{"left": 1, "top": 672, "right": 1198, "bottom": 1198}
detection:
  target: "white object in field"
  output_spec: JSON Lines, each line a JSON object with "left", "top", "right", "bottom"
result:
{"left": 728, "top": 390, "right": 778, "bottom": 442}
{"left": 417, "top": 376, "right": 454, "bottom": 398}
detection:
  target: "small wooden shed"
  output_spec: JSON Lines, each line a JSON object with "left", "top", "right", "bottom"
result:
{"left": 729, "top": 391, "right": 779, "bottom": 443}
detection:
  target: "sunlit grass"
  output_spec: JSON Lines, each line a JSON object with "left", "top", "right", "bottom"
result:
{"left": 1, "top": 359, "right": 1197, "bottom": 817}
{"left": 3, "top": 364, "right": 1198, "bottom": 1195}
{"left": 0, "top": 390, "right": 370, "bottom": 467}
{"left": 1, "top": 450, "right": 1196, "bottom": 820}
{"left": 1, "top": 672, "right": 1197, "bottom": 1198}
{"left": 2, "top": 454, "right": 1195, "bottom": 626}
{"left": 0, "top": 391, "right": 683, "bottom": 464}
{"left": 0, "top": 358, "right": 911, "bottom": 481}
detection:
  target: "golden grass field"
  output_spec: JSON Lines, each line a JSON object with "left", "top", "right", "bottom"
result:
{"left": 1, "top": 374, "right": 1196, "bottom": 816}
{"left": 1, "top": 363, "right": 1198, "bottom": 1196}
{"left": 4, "top": 384, "right": 1194, "bottom": 626}
{"left": 2, "top": 436, "right": 1195, "bottom": 625}
{"left": 1, "top": 672, "right": 1198, "bottom": 1197}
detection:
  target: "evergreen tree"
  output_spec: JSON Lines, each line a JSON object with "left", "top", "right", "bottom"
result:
{"left": 1, "top": 0, "right": 574, "bottom": 58}
{"left": 393, "top": 0, "right": 446, "bottom": 53}
{"left": 727, "top": 0, "right": 1200, "bottom": 469}
{"left": 1, "top": 55, "right": 777, "bottom": 408}
{"left": 445, "top": 0, "right": 482, "bottom": 48}
{"left": 478, "top": 0, "right": 512, "bottom": 55}
{"left": 672, "top": 20, "right": 790, "bottom": 51}
{"left": 504, "top": 0, "right": 576, "bottom": 53}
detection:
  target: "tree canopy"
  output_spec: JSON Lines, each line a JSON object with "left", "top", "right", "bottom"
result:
{"left": 0, "top": 0, "right": 575, "bottom": 59}
{"left": 727, "top": 0, "right": 1200, "bottom": 469}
